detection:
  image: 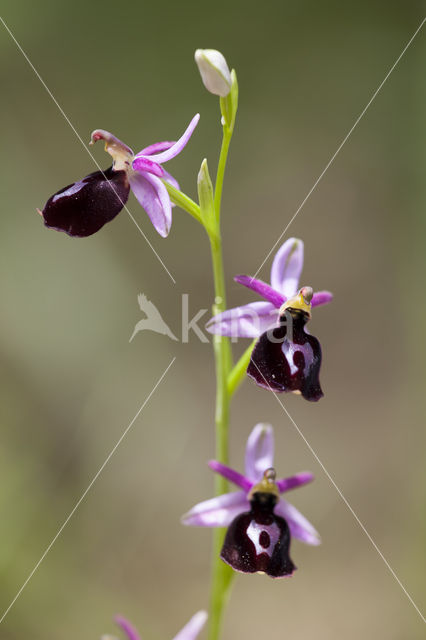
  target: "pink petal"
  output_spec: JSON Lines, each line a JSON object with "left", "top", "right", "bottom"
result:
{"left": 128, "top": 172, "right": 172, "bottom": 237}
{"left": 181, "top": 491, "right": 248, "bottom": 527}
{"left": 245, "top": 423, "right": 275, "bottom": 483}
{"left": 139, "top": 114, "right": 200, "bottom": 164}
{"left": 205, "top": 301, "right": 277, "bottom": 338}
{"left": 162, "top": 168, "right": 180, "bottom": 191}
{"left": 115, "top": 616, "right": 141, "bottom": 640}
{"left": 234, "top": 275, "right": 285, "bottom": 308}
{"left": 270, "top": 238, "right": 304, "bottom": 297}
{"left": 275, "top": 498, "right": 321, "bottom": 546}
{"left": 172, "top": 611, "right": 208, "bottom": 640}
{"left": 276, "top": 471, "right": 314, "bottom": 493}
{"left": 311, "top": 290, "right": 333, "bottom": 307}
{"left": 138, "top": 140, "right": 175, "bottom": 156}
{"left": 132, "top": 156, "right": 164, "bottom": 177}
{"left": 162, "top": 168, "right": 180, "bottom": 208}
{"left": 208, "top": 460, "right": 253, "bottom": 491}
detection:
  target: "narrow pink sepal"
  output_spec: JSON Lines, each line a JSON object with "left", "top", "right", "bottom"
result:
{"left": 311, "top": 290, "right": 333, "bottom": 307}
{"left": 208, "top": 460, "right": 253, "bottom": 491}
{"left": 142, "top": 114, "right": 200, "bottom": 164}
{"left": 139, "top": 140, "right": 175, "bottom": 156}
{"left": 277, "top": 471, "right": 314, "bottom": 493}
{"left": 234, "top": 275, "right": 286, "bottom": 308}
{"left": 172, "top": 610, "right": 208, "bottom": 640}
{"left": 115, "top": 616, "right": 141, "bottom": 640}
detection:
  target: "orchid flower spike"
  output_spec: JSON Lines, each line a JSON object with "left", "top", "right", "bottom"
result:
{"left": 105, "top": 610, "right": 207, "bottom": 640}
{"left": 39, "top": 114, "right": 200, "bottom": 238}
{"left": 182, "top": 423, "right": 320, "bottom": 578}
{"left": 206, "top": 238, "right": 333, "bottom": 401}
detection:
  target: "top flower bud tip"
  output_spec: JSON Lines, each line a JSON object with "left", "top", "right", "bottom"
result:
{"left": 195, "top": 49, "right": 232, "bottom": 96}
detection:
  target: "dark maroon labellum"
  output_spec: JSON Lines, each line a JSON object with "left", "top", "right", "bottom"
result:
{"left": 221, "top": 492, "right": 296, "bottom": 578}
{"left": 41, "top": 166, "right": 130, "bottom": 237}
{"left": 247, "top": 310, "right": 323, "bottom": 401}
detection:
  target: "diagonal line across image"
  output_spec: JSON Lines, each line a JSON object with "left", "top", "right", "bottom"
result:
{"left": 0, "top": 357, "right": 176, "bottom": 625}
{"left": 0, "top": 16, "right": 177, "bottom": 284}
{"left": 249, "top": 359, "right": 425, "bottom": 624}
{"left": 251, "top": 17, "right": 426, "bottom": 282}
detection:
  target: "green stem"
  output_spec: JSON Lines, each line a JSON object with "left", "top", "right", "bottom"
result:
{"left": 207, "top": 232, "right": 234, "bottom": 640}
{"left": 227, "top": 339, "right": 257, "bottom": 397}
{"left": 214, "top": 127, "right": 232, "bottom": 221}
{"left": 207, "top": 121, "right": 235, "bottom": 640}
{"left": 163, "top": 181, "right": 203, "bottom": 224}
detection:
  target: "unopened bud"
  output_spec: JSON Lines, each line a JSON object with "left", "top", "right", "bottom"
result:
{"left": 194, "top": 49, "right": 232, "bottom": 97}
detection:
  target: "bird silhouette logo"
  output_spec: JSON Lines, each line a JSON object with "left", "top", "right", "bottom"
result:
{"left": 129, "top": 294, "right": 178, "bottom": 342}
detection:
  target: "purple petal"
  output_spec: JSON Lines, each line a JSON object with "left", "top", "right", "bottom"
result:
{"left": 131, "top": 156, "right": 164, "bottom": 177}
{"left": 208, "top": 460, "right": 252, "bottom": 491}
{"left": 181, "top": 491, "right": 248, "bottom": 527}
{"left": 275, "top": 498, "right": 321, "bottom": 546}
{"left": 276, "top": 471, "right": 314, "bottom": 493}
{"left": 162, "top": 168, "right": 180, "bottom": 191}
{"left": 234, "top": 275, "right": 285, "bottom": 308}
{"left": 128, "top": 172, "right": 172, "bottom": 237}
{"left": 311, "top": 290, "right": 333, "bottom": 307}
{"left": 245, "top": 423, "right": 275, "bottom": 483}
{"left": 172, "top": 611, "right": 208, "bottom": 640}
{"left": 115, "top": 616, "right": 141, "bottom": 640}
{"left": 205, "top": 301, "right": 277, "bottom": 338}
{"left": 138, "top": 140, "right": 175, "bottom": 156}
{"left": 270, "top": 238, "right": 304, "bottom": 297}
{"left": 138, "top": 114, "right": 200, "bottom": 164}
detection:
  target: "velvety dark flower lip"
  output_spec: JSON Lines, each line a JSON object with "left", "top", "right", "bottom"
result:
{"left": 247, "top": 287, "right": 323, "bottom": 401}
{"left": 220, "top": 469, "right": 296, "bottom": 577}
{"left": 182, "top": 424, "right": 319, "bottom": 577}
{"left": 206, "top": 237, "right": 332, "bottom": 338}
{"left": 109, "top": 610, "right": 207, "bottom": 640}
{"left": 39, "top": 167, "right": 130, "bottom": 237}
{"left": 38, "top": 115, "right": 199, "bottom": 238}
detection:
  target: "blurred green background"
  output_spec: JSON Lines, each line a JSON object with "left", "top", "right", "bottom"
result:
{"left": 1, "top": 0, "right": 425, "bottom": 638}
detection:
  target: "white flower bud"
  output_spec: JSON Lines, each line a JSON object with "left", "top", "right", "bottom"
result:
{"left": 194, "top": 49, "right": 232, "bottom": 97}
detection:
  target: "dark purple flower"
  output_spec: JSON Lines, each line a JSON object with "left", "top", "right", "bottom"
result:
{"left": 182, "top": 424, "right": 320, "bottom": 578}
{"left": 39, "top": 115, "right": 199, "bottom": 238}
{"left": 206, "top": 238, "right": 332, "bottom": 401}
{"left": 221, "top": 468, "right": 296, "bottom": 577}
{"left": 108, "top": 610, "right": 207, "bottom": 640}
{"left": 247, "top": 286, "right": 323, "bottom": 401}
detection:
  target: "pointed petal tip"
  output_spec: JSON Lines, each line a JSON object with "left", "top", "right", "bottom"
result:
{"left": 172, "top": 610, "right": 207, "bottom": 640}
{"left": 114, "top": 615, "right": 141, "bottom": 640}
{"left": 234, "top": 274, "right": 285, "bottom": 308}
{"left": 270, "top": 238, "right": 305, "bottom": 297}
{"left": 143, "top": 113, "right": 200, "bottom": 164}
{"left": 245, "top": 422, "right": 275, "bottom": 482}
{"left": 311, "top": 290, "right": 333, "bottom": 307}
{"left": 208, "top": 459, "right": 252, "bottom": 491}
{"left": 276, "top": 471, "right": 315, "bottom": 493}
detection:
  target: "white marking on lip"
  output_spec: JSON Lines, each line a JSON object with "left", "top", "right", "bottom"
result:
{"left": 246, "top": 520, "right": 280, "bottom": 557}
